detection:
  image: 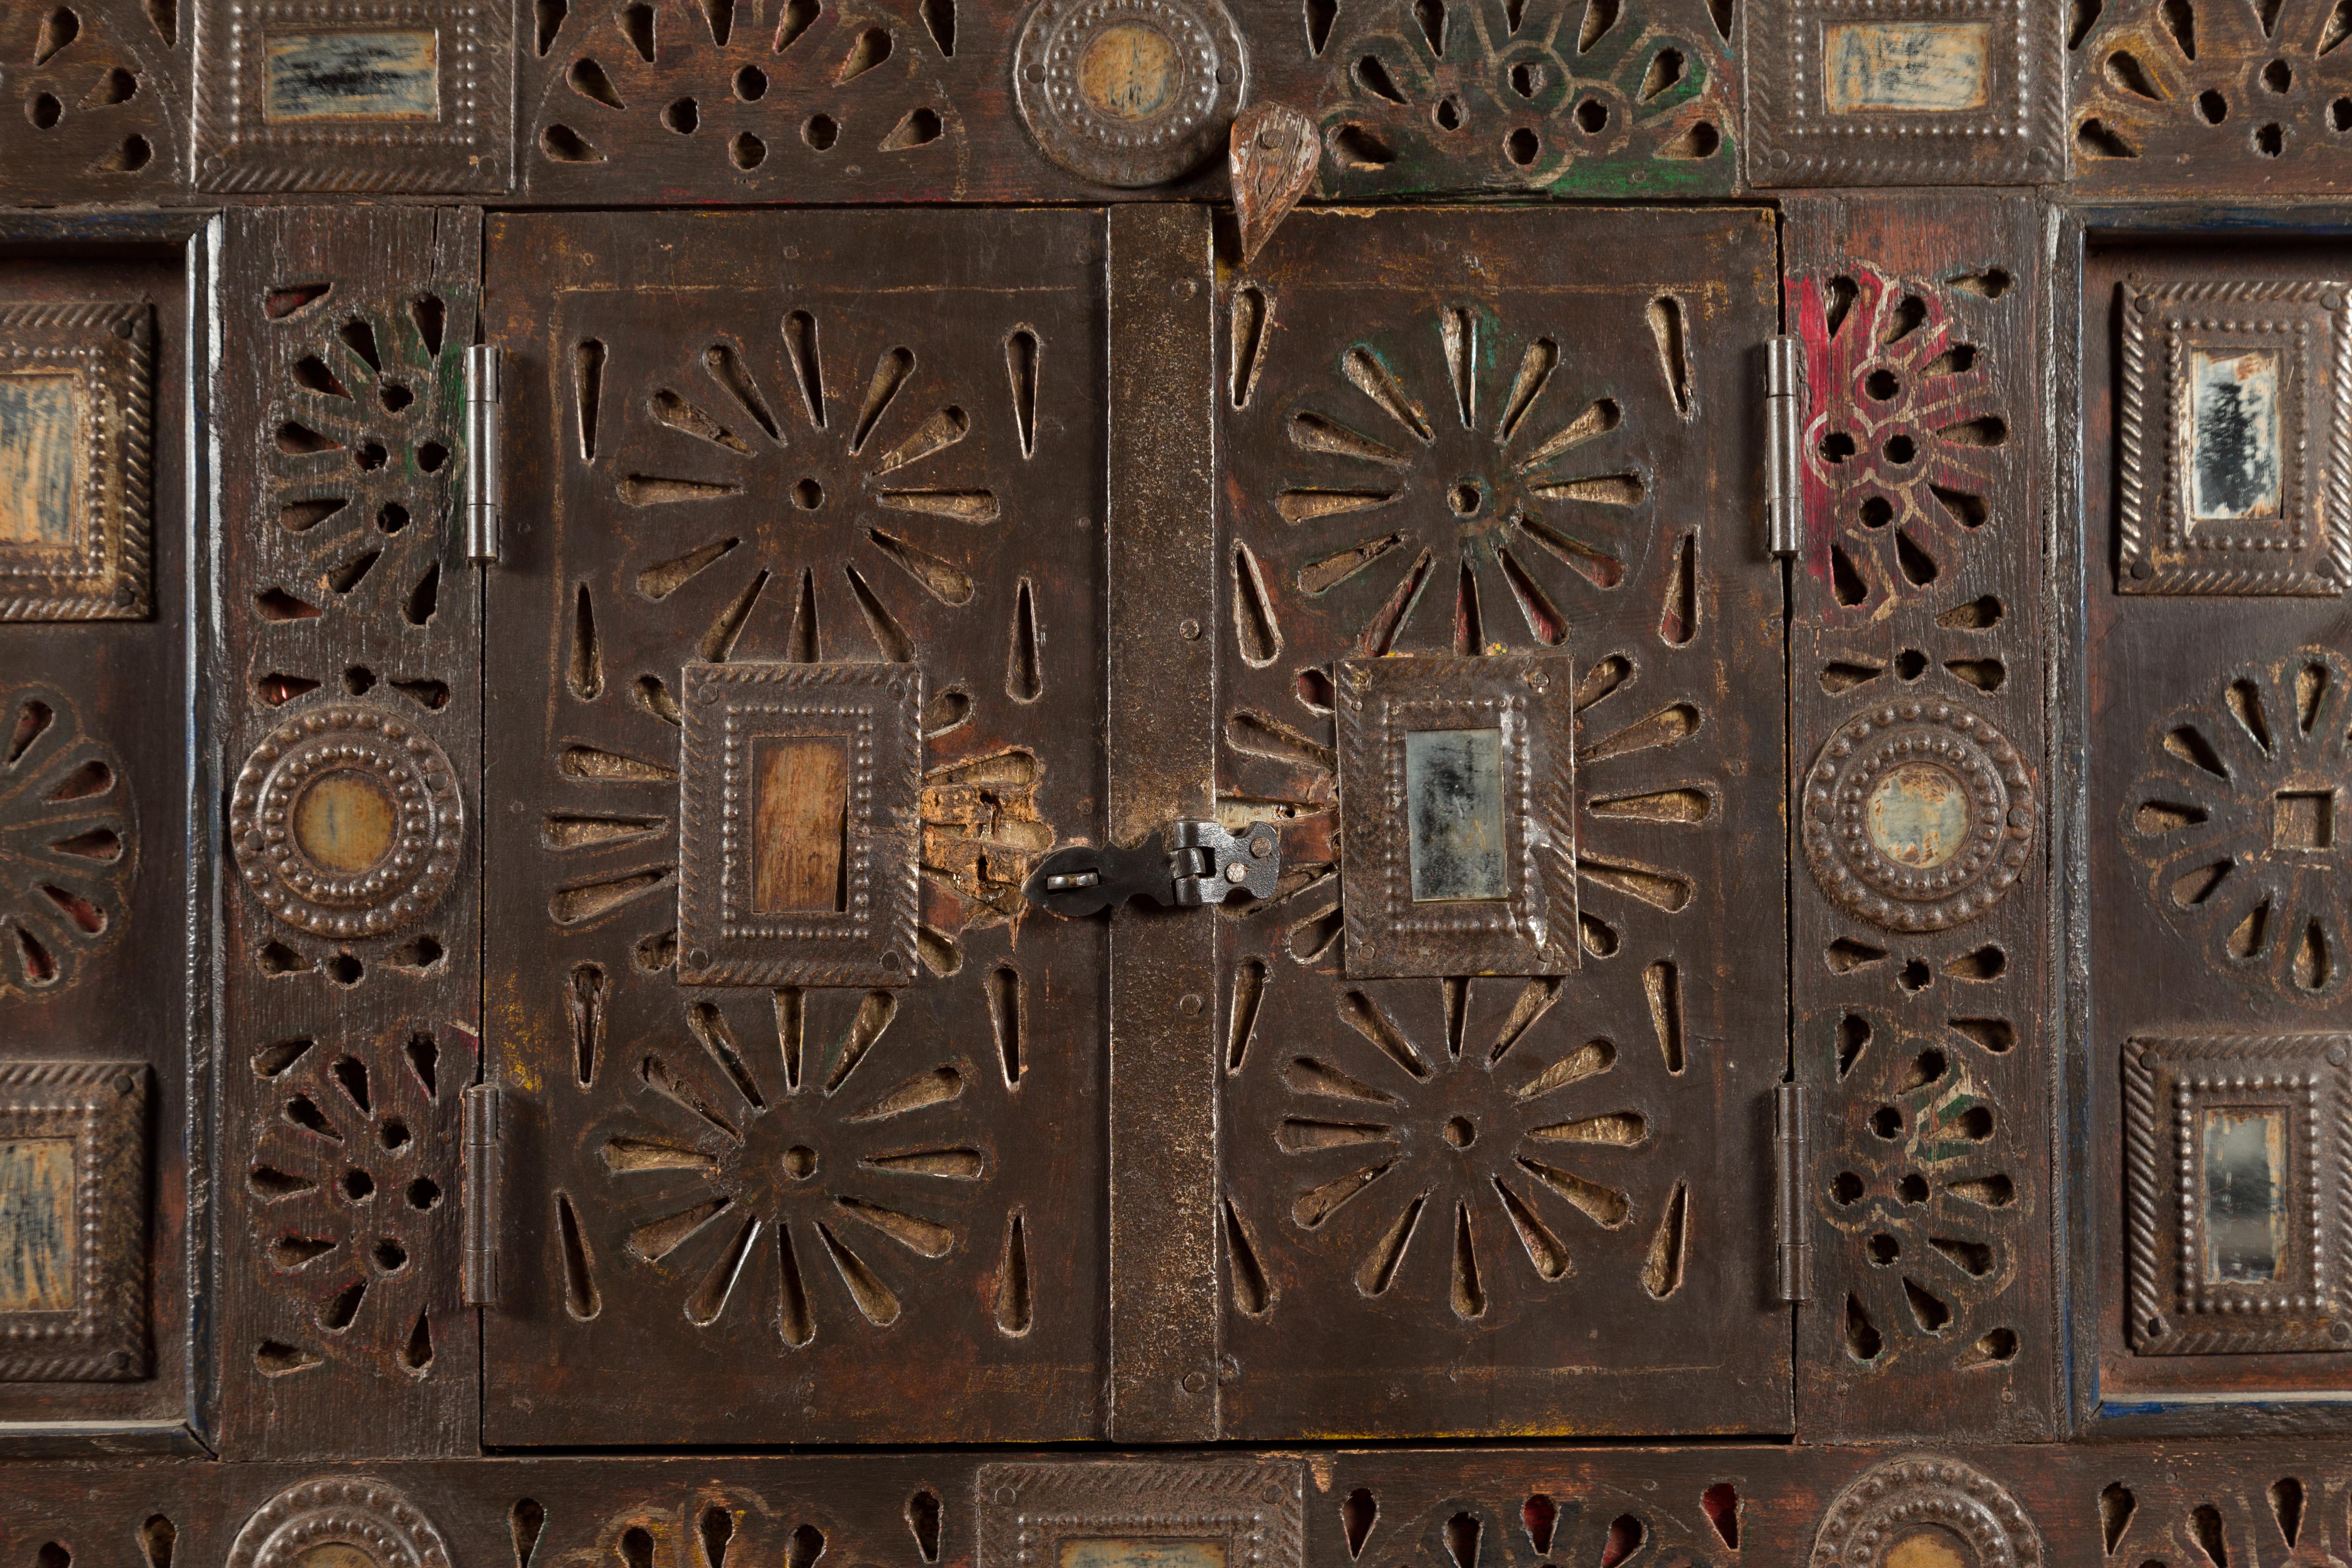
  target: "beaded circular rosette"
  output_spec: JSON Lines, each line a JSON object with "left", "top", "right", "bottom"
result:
{"left": 1801, "top": 701, "right": 2035, "bottom": 932}
{"left": 227, "top": 1477, "right": 453, "bottom": 1568}
{"left": 1812, "top": 1455, "right": 2041, "bottom": 1568}
{"left": 1014, "top": 0, "right": 1245, "bottom": 187}
{"left": 230, "top": 704, "right": 464, "bottom": 938}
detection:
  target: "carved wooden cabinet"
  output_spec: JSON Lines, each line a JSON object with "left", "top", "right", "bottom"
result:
{"left": 9, "top": 0, "right": 2352, "bottom": 1559}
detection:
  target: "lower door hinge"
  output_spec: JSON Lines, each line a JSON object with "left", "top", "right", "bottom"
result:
{"left": 1773, "top": 1081, "right": 1812, "bottom": 1304}
{"left": 462, "top": 1082, "right": 505, "bottom": 1307}
{"left": 1764, "top": 336, "right": 1804, "bottom": 559}
{"left": 464, "top": 345, "right": 503, "bottom": 565}
{"left": 1023, "top": 819, "right": 1283, "bottom": 918}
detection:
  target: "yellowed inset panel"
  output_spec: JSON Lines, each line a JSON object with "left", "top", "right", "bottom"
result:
{"left": 1060, "top": 1543, "right": 1227, "bottom": 1568}
{"left": 1078, "top": 22, "right": 1182, "bottom": 122}
{"left": 0, "top": 1137, "right": 78, "bottom": 1312}
{"left": 293, "top": 769, "right": 400, "bottom": 873}
{"left": 263, "top": 29, "right": 441, "bottom": 122}
{"left": 0, "top": 373, "right": 84, "bottom": 552}
{"left": 753, "top": 735, "right": 850, "bottom": 914}
{"left": 1822, "top": 22, "right": 1993, "bottom": 113}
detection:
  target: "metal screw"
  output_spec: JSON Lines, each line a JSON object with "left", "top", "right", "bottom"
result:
{"left": 1224, "top": 861, "right": 1248, "bottom": 884}
{"left": 1173, "top": 279, "right": 1200, "bottom": 298}
{"left": 1178, "top": 618, "right": 1202, "bottom": 640}
{"left": 1249, "top": 834, "right": 1273, "bottom": 858}
{"left": 2129, "top": 560, "right": 2153, "bottom": 579}
{"left": 1178, "top": 992, "right": 1204, "bottom": 1016}
{"left": 1181, "top": 1369, "right": 1209, "bottom": 1393}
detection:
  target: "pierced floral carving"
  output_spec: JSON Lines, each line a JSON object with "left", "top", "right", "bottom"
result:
{"left": 2124, "top": 647, "right": 2352, "bottom": 1004}
{"left": 1795, "top": 264, "right": 2016, "bottom": 621}
{"left": 0, "top": 685, "right": 135, "bottom": 1000}
{"left": 1315, "top": 0, "right": 1735, "bottom": 195}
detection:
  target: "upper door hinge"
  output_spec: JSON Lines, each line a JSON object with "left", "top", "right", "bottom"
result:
{"left": 1023, "top": 820, "right": 1283, "bottom": 918}
{"left": 1773, "top": 1081, "right": 1812, "bottom": 1304}
{"left": 462, "top": 1082, "right": 506, "bottom": 1307}
{"left": 1764, "top": 336, "right": 1804, "bottom": 559}
{"left": 464, "top": 345, "right": 503, "bottom": 565}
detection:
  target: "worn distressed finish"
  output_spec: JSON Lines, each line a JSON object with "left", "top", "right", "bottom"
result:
{"left": 1210, "top": 206, "right": 1786, "bottom": 1439}
{"left": 1786, "top": 194, "right": 2059, "bottom": 1442}
{"left": 0, "top": 301, "right": 152, "bottom": 621}
{"left": 479, "top": 208, "right": 1107, "bottom": 1447}
{"left": 0, "top": 1060, "right": 148, "bottom": 1380}
{"left": 0, "top": 0, "right": 187, "bottom": 205}
{"left": 2085, "top": 236, "right": 2352, "bottom": 1427}
{"left": 212, "top": 206, "right": 483, "bottom": 1460}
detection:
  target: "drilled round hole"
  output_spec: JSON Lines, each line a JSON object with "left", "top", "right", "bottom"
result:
{"left": 783, "top": 1145, "right": 818, "bottom": 1180}
{"left": 2199, "top": 88, "right": 2229, "bottom": 123}
{"left": 2334, "top": 96, "right": 2352, "bottom": 132}
{"left": 340, "top": 1168, "right": 376, "bottom": 1202}
{"left": 664, "top": 96, "right": 699, "bottom": 134}
{"left": 353, "top": 441, "right": 388, "bottom": 472}
{"left": 379, "top": 1117, "right": 411, "bottom": 1151}
{"left": 1867, "top": 1233, "right": 1900, "bottom": 1265}
{"left": 28, "top": 93, "right": 61, "bottom": 129}
{"left": 735, "top": 64, "right": 768, "bottom": 100}
{"left": 416, "top": 440, "right": 448, "bottom": 473}
{"left": 1870, "top": 1106, "right": 1903, "bottom": 1139}
{"left": 379, "top": 381, "right": 413, "bottom": 413}
{"left": 1443, "top": 1115, "right": 1476, "bottom": 1148}
{"left": 1504, "top": 126, "right": 1539, "bottom": 164}
{"left": 1882, "top": 433, "right": 1917, "bottom": 466}
{"left": 325, "top": 952, "right": 363, "bottom": 986}
{"left": 1574, "top": 97, "right": 1607, "bottom": 132}
{"left": 1960, "top": 1105, "right": 1994, "bottom": 1139}
{"left": 1511, "top": 62, "right": 1545, "bottom": 96}
{"left": 1893, "top": 648, "right": 1926, "bottom": 680}
{"left": 804, "top": 113, "right": 839, "bottom": 150}
{"left": 405, "top": 1176, "right": 441, "bottom": 1210}
{"left": 2265, "top": 57, "right": 2292, "bottom": 92}
{"left": 1897, "top": 1172, "right": 1930, "bottom": 1204}
{"left": 377, "top": 502, "right": 410, "bottom": 533}
{"left": 1898, "top": 957, "right": 1932, "bottom": 991}
{"left": 2257, "top": 121, "right": 2285, "bottom": 156}
{"left": 793, "top": 477, "right": 823, "bottom": 509}
{"left": 1433, "top": 96, "right": 1462, "bottom": 130}
{"left": 1831, "top": 1171, "right": 1865, "bottom": 1206}
{"left": 731, "top": 131, "right": 766, "bottom": 169}
{"left": 372, "top": 1237, "right": 408, "bottom": 1272}
{"left": 1820, "top": 431, "right": 1857, "bottom": 464}
{"left": 1859, "top": 495, "right": 1893, "bottom": 528}
{"left": 1448, "top": 479, "right": 1483, "bottom": 516}
{"left": 1863, "top": 368, "right": 1900, "bottom": 400}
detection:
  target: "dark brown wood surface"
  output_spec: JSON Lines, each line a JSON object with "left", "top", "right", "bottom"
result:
{"left": 211, "top": 205, "right": 484, "bottom": 1460}
{"left": 1784, "top": 192, "right": 2061, "bottom": 1443}
{"left": 478, "top": 208, "right": 1110, "bottom": 1446}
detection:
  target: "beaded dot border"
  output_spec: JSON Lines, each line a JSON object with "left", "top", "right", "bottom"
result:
{"left": 1811, "top": 1455, "right": 2041, "bottom": 1568}
{"left": 226, "top": 1477, "right": 454, "bottom": 1568}
{"left": 1802, "top": 701, "right": 2034, "bottom": 931}
{"left": 1013, "top": 0, "right": 1244, "bottom": 187}
{"left": 230, "top": 704, "right": 464, "bottom": 938}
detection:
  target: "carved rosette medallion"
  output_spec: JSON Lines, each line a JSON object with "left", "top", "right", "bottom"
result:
{"left": 230, "top": 704, "right": 463, "bottom": 937}
{"left": 227, "top": 1478, "right": 453, "bottom": 1568}
{"left": 1014, "top": 0, "right": 1245, "bottom": 187}
{"left": 1802, "top": 702, "right": 2034, "bottom": 932}
{"left": 1812, "top": 1456, "right": 2042, "bottom": 1568}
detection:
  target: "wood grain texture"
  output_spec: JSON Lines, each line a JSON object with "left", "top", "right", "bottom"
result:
{"left": 213, "top": 205, "right": 483, "bottom": 1460}
{"left": 1785, "top": 192, "right": 2059, "bottom": 1443}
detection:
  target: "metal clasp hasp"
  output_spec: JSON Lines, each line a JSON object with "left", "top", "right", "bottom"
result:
{"left": 1022, "top": 820, "right": 1283, "bottom": 918}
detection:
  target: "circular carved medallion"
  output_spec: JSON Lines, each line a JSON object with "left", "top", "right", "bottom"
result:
{"left": 1802, "top": 702, "right": 2034, "bottom": 932}
{"left": 1812, "top": 1456, "right": 2042, "bottom": 1568}
{"left": 230, "top": 704, "right": 463, "bottom": 938}
{"left": 227, "top": 1478, "right": 453, "bottom": 1568}
{"left": 1014, "top": 0, "right": 1245, "bottom": 187}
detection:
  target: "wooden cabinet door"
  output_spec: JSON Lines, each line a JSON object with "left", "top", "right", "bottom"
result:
{"left": 480, "top": 209, "right": 1110, "bottom": 1445}
{"left": 1205, "top": 207, "right": 1793, "bottom": 1437}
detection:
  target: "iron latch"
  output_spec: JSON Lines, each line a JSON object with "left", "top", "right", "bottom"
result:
{"left": 1773, "top": 1081, "right": 1813, "bottom": 1304}
{"left": 1023, "top": 820, "right": 1282, "bottom": 918}
{"left": 462, "top": 1082, "right": 505, "bottom": 1307}
{"left": 463, "top": 345, "right": 503, "bottom": 565}
{"left": 1764, "top": 335, "right": 1804, "bottom": 559}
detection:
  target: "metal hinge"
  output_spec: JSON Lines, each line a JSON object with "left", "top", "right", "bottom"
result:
{"left": 1764, "top": 336, "right": 1804, "bottom": 559}
{"left": 1773, "top": 1081, "right": 1813, "bottom": 1304}
{"left": 1022, "top": 820, "right": 1283, "bottom": 918}
{"left": 462, "top": 1083, "right": 505, "bottom": 1307}
{"left": 463, "top": 345, "right": 503, "bottom": 565}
